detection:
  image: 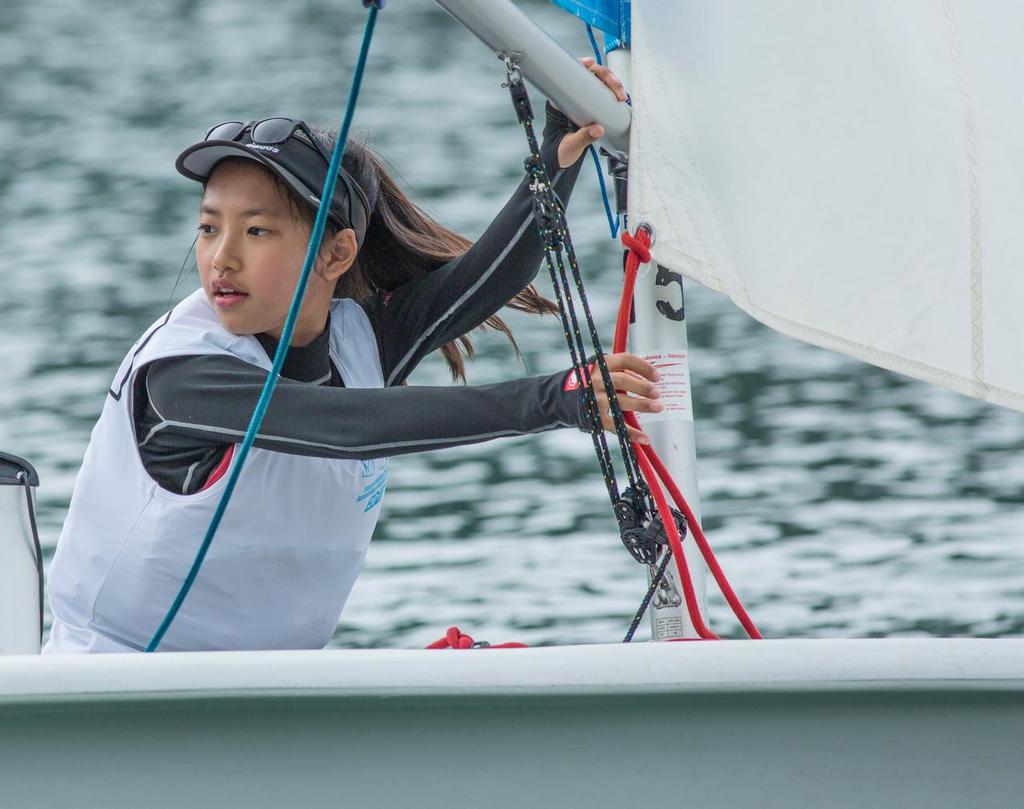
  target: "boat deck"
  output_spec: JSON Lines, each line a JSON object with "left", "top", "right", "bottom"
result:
{"left": 1, "top": 639, "right": 1022, "bottom": 807}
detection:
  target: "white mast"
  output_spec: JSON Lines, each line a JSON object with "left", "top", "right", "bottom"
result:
{"left": 435, "top": 0, "right": 707, "bottom": 639}
{"left": 605, "top": 48, "right": 707, "bottom": 640}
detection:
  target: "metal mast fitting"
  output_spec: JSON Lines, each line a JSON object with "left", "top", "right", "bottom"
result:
{"left": 0, "top": 452, "right": 43, "bottom": 654}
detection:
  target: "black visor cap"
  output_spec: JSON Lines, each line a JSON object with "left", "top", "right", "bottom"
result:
{"left": 175, "top": 134, "right": 370, "bottom": 244}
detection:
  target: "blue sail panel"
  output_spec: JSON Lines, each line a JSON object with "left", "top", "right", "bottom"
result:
{"left": 548, "top": 0, "right": 630, "bottom": 51}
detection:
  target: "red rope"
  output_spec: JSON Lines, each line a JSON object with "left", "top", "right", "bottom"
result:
{"left": 634, "top": 445, "right": 719, "bottom": 639}
{"left": 426, "top": 626, "right": 528, "bottom": 649}
{"left": 616, "top": 228, "right": 761, "bottom": 640}
{"left": 620, "top": 229, "right": 652, "bottom": 262}
{"left": 424, "top": 229, "right": 759, "bottom": 648}
{"left": 639, "top": 441, "right": 762, "bottom": 638}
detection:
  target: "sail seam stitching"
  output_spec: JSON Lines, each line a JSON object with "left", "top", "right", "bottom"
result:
{"left": 653, "top": 240, "right": 1023, "bottom": 407}
{"left": 945, "top": 0, "right": 985, "bottom": 400}
{"left": 630, "top": 3, "right": 719, "bottom": 292}
{"left": 633, "top": 1, "right": 752, "bottom": 307}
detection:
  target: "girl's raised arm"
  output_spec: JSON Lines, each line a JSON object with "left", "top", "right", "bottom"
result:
{"left": 364, "top": 102, "right": 583, "bottom": 387}
{"left": 365, "top": 60, "right": 626, "bottom": 387}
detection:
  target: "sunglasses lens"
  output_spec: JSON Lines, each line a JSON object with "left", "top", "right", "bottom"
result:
{"left": 251, "top": 118, "right": 296, "bottom": 145}
{"left": 205, "top": 122, "right": 245, "bottom": 141}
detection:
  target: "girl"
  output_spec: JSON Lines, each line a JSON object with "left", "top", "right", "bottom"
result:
{"left": 44, "top": 61, "right": 661, "bottom": 653}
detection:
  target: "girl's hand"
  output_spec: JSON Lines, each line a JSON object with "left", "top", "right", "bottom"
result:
{"left": 590, "top": 353, "right": 661, "bottom": 445}
{"left": 556, "top": 56, "right": 628, "bottom": 169}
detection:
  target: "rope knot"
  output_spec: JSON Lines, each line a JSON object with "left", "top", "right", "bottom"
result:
{"left": 426, "top": 626, "right": 527, "bottom": 650}
{"left": 620, "top": 229, "right": 652, "bottom": 263}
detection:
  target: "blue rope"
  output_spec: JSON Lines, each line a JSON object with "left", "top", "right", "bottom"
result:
{"left": 583, "top": 23, "right": 620, "bottom": 239}
{"left": 585, "top": 23, "right": 604, "bottom": 65}
{"left": 588, "top": 145, "right": 620, "bottom": 238}
{"left": 145, "top": 3, "right": 382, "bottom": 652}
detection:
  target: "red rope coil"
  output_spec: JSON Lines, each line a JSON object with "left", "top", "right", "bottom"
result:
{"left": 426, "top": 626, "right": 528, "bottom": 649}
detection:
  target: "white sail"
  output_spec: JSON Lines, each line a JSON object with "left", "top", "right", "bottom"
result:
{"left": 629, "top": 0, "right": 1024, "bottom": 413}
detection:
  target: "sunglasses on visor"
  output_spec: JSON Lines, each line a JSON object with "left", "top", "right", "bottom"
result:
{"left": 204, "top": 118, "right": 335, "bottom": 166}
{"left": 203, "top": 117, "right": 369, "bottom": 233}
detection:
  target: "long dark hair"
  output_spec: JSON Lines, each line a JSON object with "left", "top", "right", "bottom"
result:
{"left": 297, "top": 129, "right": 558, "bottom": 382}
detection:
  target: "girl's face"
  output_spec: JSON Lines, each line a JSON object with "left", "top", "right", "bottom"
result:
{"left": 197, "top": 159, "right": 342, "bottom": 345}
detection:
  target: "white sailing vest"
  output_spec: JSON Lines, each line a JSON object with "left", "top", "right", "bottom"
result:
{"left": 44, "top": 289, "right": 388, "bottom": 653}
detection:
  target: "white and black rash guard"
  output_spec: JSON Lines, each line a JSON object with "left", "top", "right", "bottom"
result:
{"left": 135, "top": 103, "right": 589, "bottom": 495}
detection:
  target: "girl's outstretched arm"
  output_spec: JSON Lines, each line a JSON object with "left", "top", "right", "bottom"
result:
{"left": 135, "top": 351, "right": 659, "bottom": 495}
{"left": 136, "top": 354, "right": 576, "bottom": 494}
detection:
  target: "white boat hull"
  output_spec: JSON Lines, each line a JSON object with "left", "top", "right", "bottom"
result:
{"left": 2, "top": 639, "right": 1022, "bottom": 807}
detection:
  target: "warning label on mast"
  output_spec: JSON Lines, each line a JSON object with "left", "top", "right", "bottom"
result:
{"left": 642, "top": 351, "right": 693, "bottom": 423}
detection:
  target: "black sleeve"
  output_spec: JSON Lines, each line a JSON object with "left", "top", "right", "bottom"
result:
{"left": 362, "top": 102, "right": 586, "bottom": 387}
{"left": 139, "top": 354, "right": 582, "bottom": 467}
